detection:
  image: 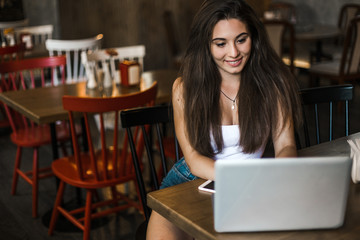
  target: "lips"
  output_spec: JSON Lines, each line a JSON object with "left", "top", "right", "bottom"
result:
{"left": 225, "top": 57, "right": 242, "bottom": 67}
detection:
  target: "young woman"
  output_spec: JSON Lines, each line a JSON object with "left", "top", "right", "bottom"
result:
{"left": 147, "top": 0, "right": 302, "bottom": 239}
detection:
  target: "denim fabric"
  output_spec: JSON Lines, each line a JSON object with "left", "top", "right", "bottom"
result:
{"left": 160, "top": 157, "right": 198, "bottom": 189}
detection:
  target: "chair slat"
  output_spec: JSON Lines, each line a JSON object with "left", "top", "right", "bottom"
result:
{"left": 298, "top": 84, "right": 353, "bottom": 149}
{"left": 120, "top": 104, "right": 180, "bottom": 226}
{"left": 46, "top": 35, "right": 103, "bottom": 83}
{"left": 49, "top": 82, "right": 158, "bottom": 239}
{"left": 0, "top": 55, "right": 70, "bottom": 218}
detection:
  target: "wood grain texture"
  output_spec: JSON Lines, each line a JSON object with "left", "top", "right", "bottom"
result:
{"left": 57, "top": 0, "right": 203, "bottom": 71}
{"left": 0, "top": 69, "right": 176, "bottom": 124}
{"left": 148, "top": 132, "right": 360, "bottom": 240}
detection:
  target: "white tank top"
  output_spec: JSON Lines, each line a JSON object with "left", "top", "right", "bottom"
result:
{"left": 211, "top": 125, "right": 265, "bottom": 160}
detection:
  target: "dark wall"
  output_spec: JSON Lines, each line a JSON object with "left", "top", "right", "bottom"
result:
{"left": 0, "top": 0, "right": 25, "bottom": 21}
{"left": 22, "top": 0, "right": 60, "bottom": 38}
{"left": 57, "top": 0, "right": 203, "bottom": 71}
{"left": 20, "top": 0, "right": 267, "bottom": 70}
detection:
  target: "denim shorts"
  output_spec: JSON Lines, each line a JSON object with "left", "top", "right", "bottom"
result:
{"left": 160, "top": 157, "right": 198, "bottom": 189}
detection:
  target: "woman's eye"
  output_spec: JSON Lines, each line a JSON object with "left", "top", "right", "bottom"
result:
{"left": 216, "top": 42, "right": 226, "bottom": 47}
{"left": 237, "top": 38, "right": 246, "bottom": 43}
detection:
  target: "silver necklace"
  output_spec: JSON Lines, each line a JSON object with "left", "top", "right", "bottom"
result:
{"left": 220, "top": 90, "right": 237, "bottom": 110}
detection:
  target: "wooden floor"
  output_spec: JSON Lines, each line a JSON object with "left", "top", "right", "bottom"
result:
{"left": 0, "top": 69, "right": 360, "bottom": 240}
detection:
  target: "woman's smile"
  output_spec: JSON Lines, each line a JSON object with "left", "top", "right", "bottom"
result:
{"left": 225, "top": 57, "right": 243, "bottom": 67}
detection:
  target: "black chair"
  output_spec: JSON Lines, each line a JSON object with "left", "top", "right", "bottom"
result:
{"left": 120, "top": 104, "right": 180, "bottom": 239}
{"left": 296, "top": 84, "right": 353, "bottom": 149}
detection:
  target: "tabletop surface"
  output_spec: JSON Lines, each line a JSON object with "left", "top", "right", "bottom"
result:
{"left": 295, "top": 24, "right": 342, "bottom": 41}
{"left": 0, "top": 69, "right": 177, "bottom": 124}
{"left": 148, "top": 132, "right": 360, "bottom": 240}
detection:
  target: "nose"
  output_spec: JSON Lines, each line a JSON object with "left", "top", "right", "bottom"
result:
{"left": 229, "top": 43, "right": 240, "bottom": 58}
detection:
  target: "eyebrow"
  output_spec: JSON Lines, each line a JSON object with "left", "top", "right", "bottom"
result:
{"left": 212, "top": 32, "right": 249, "bottom": 42}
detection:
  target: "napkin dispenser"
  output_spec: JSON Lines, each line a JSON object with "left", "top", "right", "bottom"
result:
{"left": 120, "top": 60, "right": 140, "bottom": 86}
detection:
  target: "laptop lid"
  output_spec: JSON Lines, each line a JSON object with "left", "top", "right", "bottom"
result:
{"left": 214, "top": 156, "right": 352, "bottom": 232}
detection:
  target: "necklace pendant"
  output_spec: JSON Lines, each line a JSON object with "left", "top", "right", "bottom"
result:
{"left": 232, "top": 102, "right": 235, "bottom": 110}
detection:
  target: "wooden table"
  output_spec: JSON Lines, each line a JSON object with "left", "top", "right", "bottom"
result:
{"left": 148, "top": 132, "right": 360, "bottom": 240}
{"left": 295, "top": 24, "right": 342, "bottom": 62}
{"left": 0, "top": 69, "right": 177, "bottom": 160}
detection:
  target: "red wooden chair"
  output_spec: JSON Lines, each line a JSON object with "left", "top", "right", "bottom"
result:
{"left": 0, "top": 55, "right": 73, "bottom": 218}
{"left": 0, "top": 43, "right": 26, "bottom": 128}
{"left": 0, "top": 42, "right": 26, "bottom": 62}
{"left": 48, "top": 82, "right": 157, "bottom": 240}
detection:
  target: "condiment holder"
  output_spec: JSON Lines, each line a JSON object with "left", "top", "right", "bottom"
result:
{"left": 120, "top": 60, "right": 140, "bottom": 86}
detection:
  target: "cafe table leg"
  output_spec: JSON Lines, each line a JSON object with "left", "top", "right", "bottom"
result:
{"left": 312, "top": 40, "right": 333, "bottom": 63}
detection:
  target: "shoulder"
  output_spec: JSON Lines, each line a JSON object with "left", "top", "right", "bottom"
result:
{"left": 172, "top": 77, "right": 184, "bottom": 104}
{"left": 172, "top": 77, "right": 184, "bottom": 109}
{"left": 172, "top": 77, "right": 183, "bottom": 92}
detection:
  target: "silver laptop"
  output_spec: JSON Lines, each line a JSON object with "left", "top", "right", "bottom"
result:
{"left": 214, "top": 156, "right": 352, "bottom": 232}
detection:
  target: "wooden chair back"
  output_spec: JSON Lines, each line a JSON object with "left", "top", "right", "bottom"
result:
{"left": 297, "top": 84, "right": 353, "bottom": 149}
{"left": 338, "top": 4, "right": 360, "bottom": 33}
{"left": 0, "top": 54, "right": 71, "bottom": 218}
{"left": 339, "top": 15, "right": 360, "bottom": 78}
{"left": 268, "top": 2, "right": 296, "bottom": 23}
{"left": 0, "top": 56, "right": 66, "bottom": 132}
{"left": 46, "top": 34, "right": 103, "bottom": 83}
{"left": 82, "top": 45, "right": 145, "bottom": 81}
{"left": 0, "top": 42, "right": 26, "bottom": 128}
{"left": 48, "top": 82, "right": 157, "bottom": 239}
{"left": 13, "top": 24, "right": 53, "bottom": 49}
{"left": 121, "top": 104, "right": 180, "bottom": 223}
{"left": 0, "top": 42, "right": 26, "bottom": 62}
{"left": 263, "top": 20, "right": 295, "bottom": 73}
{"left": 62, "top": 82, "right": 157, "bottom": 185}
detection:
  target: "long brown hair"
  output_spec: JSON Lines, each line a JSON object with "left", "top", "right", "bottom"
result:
{"left": 180, "top": 0, "right": 302, "bottom": 157}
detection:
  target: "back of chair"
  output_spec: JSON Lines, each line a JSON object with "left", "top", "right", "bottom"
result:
{"left": 46, "top": 34, "right": 103, "bottom": 83}
{"left": 264, "top": 20, "right": 295, "bottom": 73}
{"left": 0, "top": 42, "right": 26, "bottom": 62}
{"left": 62, "top": 82, "right": 157, "bottom": 187}
{"left": 82, "top": 45, "right": 145, "bottom": 81}
{"left": 339, "top": 15, "right": 360, "bottom": 78}
{"left": 268, "top": 2, "right": 296, "bottom": 23}
{"left": 298, "top": 84, "right": 353, "bottom": 148}
{"left": 120, "top": 104, "right": 179, "bottom": 222}
{"left": 338, "top": 4, "right": 360, "bottom": 33}
{"left": 0, "top": 56, "right": 66, "bottom": 132}
{"left": 0, "top": 55, "right": 66, "bottom": 90}
{"left": 13, "top": 24, "right": 53, "bottom": 49}
{"left": 0, "top": 42, "right": 26, "bottom": 128}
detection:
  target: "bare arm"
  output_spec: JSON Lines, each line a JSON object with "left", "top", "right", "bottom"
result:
{"left": 273, "top": 105, "right": 297, "bottom": 158}
{"left": 172, "top": 78, "right": 215, "bottom": 180}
